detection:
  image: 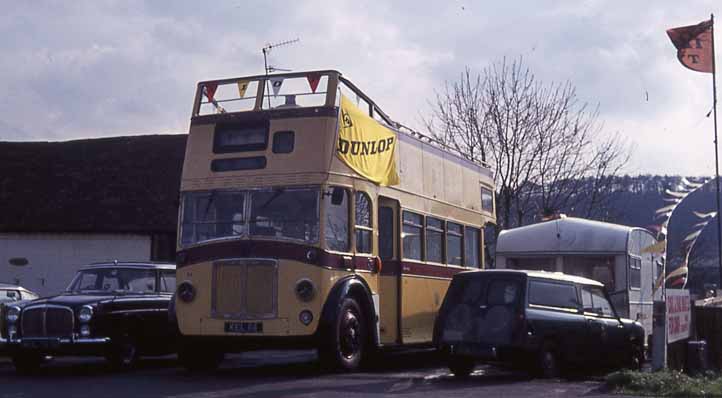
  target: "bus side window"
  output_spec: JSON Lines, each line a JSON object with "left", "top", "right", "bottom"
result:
{"left": 324, "top": 187, "right": 349, "bottom": 252}
{"left": 464, "top": 226, "right": 481, "bottom": 268}
{"left": 402, "top": 211, "right": 423, "bottom": 261}
{"left": 446, "top": 222, "right": 463, "bottom": 265}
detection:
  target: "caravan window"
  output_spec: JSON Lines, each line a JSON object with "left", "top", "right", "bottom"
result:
{"left": 630, "top": 257, "right": 641, "bottom": 289}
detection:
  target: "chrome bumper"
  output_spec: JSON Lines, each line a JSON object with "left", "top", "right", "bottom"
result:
{"left": 6, "top": 337, "right": 110, "bottom": 345}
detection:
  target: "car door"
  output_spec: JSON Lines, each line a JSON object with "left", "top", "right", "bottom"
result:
{"left": 581, "top": 285, "right": 627, "bottom": 365}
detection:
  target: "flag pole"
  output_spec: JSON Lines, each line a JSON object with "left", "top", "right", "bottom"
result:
{"left": 711, "top": 13, "right": 722, "bottom": 289}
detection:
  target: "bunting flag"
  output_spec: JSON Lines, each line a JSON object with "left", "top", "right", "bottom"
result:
{"left": 694, "top": 210, "right": 718, "bottom": 219}
{"left": 269, "top": 77, "right": 284, "bottom": 96}
{"left": 667, "top": 19, "right": 714, "bottom": 73}
{"left": 307, "top": 73, "right": 322, "bottom": 93}
{"left": 204, "top": 83, "right": 218, "bottom": 102}
{"left": 665, "top": 189, "right": 688, "bottom": 198}
{"left": 641, "top": 239, "right": 667, "bottom": 254}
{"left": 237, "top": 80, "right": 250, "bottom": 98}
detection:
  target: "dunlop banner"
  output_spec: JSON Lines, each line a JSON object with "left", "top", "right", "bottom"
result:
{"left": 337, "top": 94, "right": 400, "bottom": 186}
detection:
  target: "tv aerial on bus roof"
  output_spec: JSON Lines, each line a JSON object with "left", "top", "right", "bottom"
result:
{"left": 262, "top": 38, "right": 300, "bottom": 75}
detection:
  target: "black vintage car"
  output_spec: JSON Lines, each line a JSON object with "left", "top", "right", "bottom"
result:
{"left": 433, "top": 269, "right": 645, "bottom": 378}
{"left": 1, "top": 262, "right": 178, "bottom": 373}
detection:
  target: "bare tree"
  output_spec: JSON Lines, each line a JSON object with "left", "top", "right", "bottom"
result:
{"left": 425, "top": 57, "right": 628, "bottom": 234}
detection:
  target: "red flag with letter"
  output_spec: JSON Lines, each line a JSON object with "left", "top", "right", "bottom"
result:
{"left": 666, "top": 19, "right": 714, "bottom": 73}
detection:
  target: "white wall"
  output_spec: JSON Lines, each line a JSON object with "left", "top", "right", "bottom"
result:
{"left": 0, "top": 233, "right": 151, "bottom": 297}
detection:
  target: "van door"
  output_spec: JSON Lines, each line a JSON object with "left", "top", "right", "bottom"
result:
{"left": 581, "top": 285, "right": 627, "bottom": 365}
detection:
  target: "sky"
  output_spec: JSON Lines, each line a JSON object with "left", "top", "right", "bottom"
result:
{"left": 1, "top": 0, "right": 721, "bottom": 176}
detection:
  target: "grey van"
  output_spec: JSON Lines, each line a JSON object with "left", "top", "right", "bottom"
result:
{"left": 433, "top": 270, "right": 645, "bottom": 377}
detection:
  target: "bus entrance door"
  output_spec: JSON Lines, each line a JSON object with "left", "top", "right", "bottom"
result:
{"left": 378, "top": 197, "right": 400, "bottom": 345}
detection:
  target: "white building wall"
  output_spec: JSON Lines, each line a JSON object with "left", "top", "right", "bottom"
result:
{"left": 0, "top": 233, "right": 151, "bottom": 297}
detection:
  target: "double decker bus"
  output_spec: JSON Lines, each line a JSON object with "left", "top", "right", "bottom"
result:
{"left": 174, "top": 70, "right": 496, "bottom": 371}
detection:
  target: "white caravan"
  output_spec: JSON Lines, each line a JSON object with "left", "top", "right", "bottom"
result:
{"left": 495, "top": 216, "right": 660, "bottom": 344}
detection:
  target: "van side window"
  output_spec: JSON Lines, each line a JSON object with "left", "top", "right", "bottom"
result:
{"left": 583, "top": 286, "right": 615, "bottom": 317}
{"left": 528, "top": 280, "right": 579, "bottom": 310}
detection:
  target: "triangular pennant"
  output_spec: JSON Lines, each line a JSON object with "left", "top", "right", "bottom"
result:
{"left": 204, "top": 83, "right": 218, "bottom": 102}
{"left": 683, "top": 229, "right": 703, "bottom": 243}
{"left": 694, "top": 210, "right": 718, "bottom": 219}
{"left": 665, "top": 189, "right": 687, "bottom": 198}
{"left": 641, "top": 240, "right": 666, "bottom": 254}
{"left": 269, "top": 77, "right": 284, "bottom": 96}
{"left": 307, "top": 73, "right": 322, "bottom": 93}
{"left": 237, "top": 80, "right": 250, "bottom": 98}
{"left": 656, "top": 204, "right": 677, "bottom": 215}
{"left": 682, "top": 177, "right": 704, "bottom": 188}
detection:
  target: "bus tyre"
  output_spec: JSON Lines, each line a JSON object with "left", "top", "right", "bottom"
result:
{"left": 320, "top": 297, "right": 366, "bottom": 372}
{"left": 179, "top": 343, "right": 224, "bottom": 372}
{"left": 448, "top": 355, "right": 475, "bottom": 377}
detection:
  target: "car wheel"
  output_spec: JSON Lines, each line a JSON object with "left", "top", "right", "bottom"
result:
{"left": 319, "top": 297, "right": 366, "bottom": 372}
{"left": 448, "top": 355, "right": 475, "bottom": 377}
{"left": 106, "top": 338, "right": 139, "bottom": 370}
{"left": 538, "top": 343, "right": 560, "bottom": 378}
{"left": 178, "top": 342, "right": 224, "bottom": 372}
{"left": 12, "top": 352, "right": 43, "bottom": 375}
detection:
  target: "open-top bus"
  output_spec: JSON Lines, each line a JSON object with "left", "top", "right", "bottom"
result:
{"left": 174, "top": 70, "right": 496, "bottom": 371}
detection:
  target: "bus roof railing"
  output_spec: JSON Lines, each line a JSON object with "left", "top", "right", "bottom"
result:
{"left": 192, "top": 70, "right": 493, "bottom": 172}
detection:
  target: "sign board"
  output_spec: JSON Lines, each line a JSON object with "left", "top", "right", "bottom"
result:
{"left": 667, "top": 289, "right": 691, "bottom": 343}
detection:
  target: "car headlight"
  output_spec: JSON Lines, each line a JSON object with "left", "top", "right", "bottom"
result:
{"left": 178, "top": 281, "right": 196, "bottom": 303}
{"left": 78, "top": 305, "right": 93, "bottom": 322}
{"left": 5, "top": 306, "right": 20, "bottom": 323}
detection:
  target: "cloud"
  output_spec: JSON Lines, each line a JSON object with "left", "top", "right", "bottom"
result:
{"left": 0, "top": 0, "right": 720, "bottom": 176}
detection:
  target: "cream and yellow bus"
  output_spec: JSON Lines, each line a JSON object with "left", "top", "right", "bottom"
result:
{"left": 174, "top": 70, "right": 496, "bottom": 371}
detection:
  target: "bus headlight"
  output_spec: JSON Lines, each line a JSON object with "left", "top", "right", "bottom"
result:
{"left": 6, "top": 306, "right": 20, "bottom": 323}
{"left": 78, "top": 305, "right": 93, "bottom": 322}
{"left": 80, "top": 324, "right": 91, "bottom": 337}
{"left": 295, "top": 279, "right": 315, "bottom": 302}
{"left": 178, "top": 281, "right": 196, "bottom": 303}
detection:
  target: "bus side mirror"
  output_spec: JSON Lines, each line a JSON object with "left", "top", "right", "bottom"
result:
{"left": 331, "top": 187, "right": 345, "bottom": 205}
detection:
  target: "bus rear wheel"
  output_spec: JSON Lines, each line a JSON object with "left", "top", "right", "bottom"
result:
{"left": 319, "top": 297, "right": 367, "bottom": 372}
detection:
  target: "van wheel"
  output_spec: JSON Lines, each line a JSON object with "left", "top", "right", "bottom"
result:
{"left": 319, "top": 297, "right": 366, "bottom": 372}
{"left": 12, "top": 352, "right": 43, "bottom": 375}
{"left": 178, "top": 342, "right": 224, "bottom": 372}
{"left": 538, "top": 343, "right": 560, "bottom": 378}
{"left": 448, "top": 355, "right": 475, "bottom": 377}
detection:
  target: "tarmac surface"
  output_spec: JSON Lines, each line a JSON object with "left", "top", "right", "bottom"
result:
{"left": 0, "top": 350, "right": 628, "bottom": 398}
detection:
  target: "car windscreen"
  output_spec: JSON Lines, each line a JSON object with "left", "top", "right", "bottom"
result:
{"left": 67, "top": 268, "right": 157, "bottom": 294}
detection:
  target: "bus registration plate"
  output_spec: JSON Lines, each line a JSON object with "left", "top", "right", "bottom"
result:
{"left": 224, "top": 321, "right": 263, "bottom": 333}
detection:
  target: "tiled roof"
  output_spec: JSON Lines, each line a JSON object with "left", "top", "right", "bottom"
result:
{"left": 0, "top": 134, "right": 186, "bottom": 234}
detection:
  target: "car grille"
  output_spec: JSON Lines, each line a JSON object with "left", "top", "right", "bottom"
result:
{"left": 21, "top": 306, "right": 74, "bottom": 338}
{"left": 212, "top": 259, "right": 277, "bottom": 319}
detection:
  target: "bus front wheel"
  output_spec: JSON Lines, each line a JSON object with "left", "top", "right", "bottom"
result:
{"left": 319, "top": 297, "right": 367, "bottom": 372}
